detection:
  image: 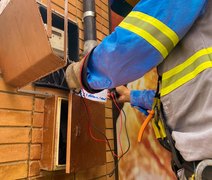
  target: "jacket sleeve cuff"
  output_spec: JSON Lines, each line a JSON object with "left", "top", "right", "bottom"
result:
{"left": 81, "top": 47, "right": 103, "bottom": 94}
{"left": 130, "top": 90, "right": 155, "bottom": 110}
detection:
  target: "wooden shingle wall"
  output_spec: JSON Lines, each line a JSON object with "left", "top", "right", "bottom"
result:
{"left": 0, "top": 0, "right": 115, "bottom": 179}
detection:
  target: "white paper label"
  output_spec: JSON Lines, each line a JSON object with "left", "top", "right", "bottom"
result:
{"left": 80, "top": 89, "right": 107, "bottom": 102}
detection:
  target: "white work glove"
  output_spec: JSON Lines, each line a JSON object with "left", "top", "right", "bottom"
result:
{"left": 65, "top": 47, "right": 102, "bottom": 94}
{"left": 65, "top": 60, "right": 84, "bottom": 91}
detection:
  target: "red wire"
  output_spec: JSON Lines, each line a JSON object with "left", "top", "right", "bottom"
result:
{"left": 82, "top": 97, "right": 106, "bottom": 142}
{"left": 81, "top": 89, "right": 123, "bottom": 158}
{"left": 110, "top": 93, "right": 124, "bottom": 156}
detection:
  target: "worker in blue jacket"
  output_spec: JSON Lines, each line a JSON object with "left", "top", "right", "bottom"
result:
{"left": 66, "top": 0, "right": 212, "bottom": 179}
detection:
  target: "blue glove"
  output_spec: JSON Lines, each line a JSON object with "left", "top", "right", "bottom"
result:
{"left": 134, "top": 106, "right": 149, "bottom": 116}
{"left": 130, "top": 90, "right": 155, "bottom": 115}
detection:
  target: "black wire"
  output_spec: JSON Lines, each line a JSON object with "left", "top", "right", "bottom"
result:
{"left": 113, "top": 92, "right": 131, "bottom": 153}
{"left": 80, "top": 94, "right": 119, "bottom": 178}
{"left": 78, "top": 91, "right": 130, "bottom": 177}
{"left": 107, "top": 94, "right": 130, "bottom": 177}
{"left": 82, "top": 98, "right": 116, "bottom": 160}
{"left": 79, "top": 91, "right": 117, "bottom": 163}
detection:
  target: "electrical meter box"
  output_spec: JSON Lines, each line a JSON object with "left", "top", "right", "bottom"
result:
{"left": 0, "top": 0, "right": 69, "bottom": 88}
{"left": 34, "top": 3, "right": 79, "bottom": 90}
{"left": 44, "top": 24, "right": 65, "bottom": 58}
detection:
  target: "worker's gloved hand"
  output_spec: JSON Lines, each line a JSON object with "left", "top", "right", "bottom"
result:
{"left": 65, "top": 60, "right": 84, "bottom": 91}
{"left": 65, "top": 47, "right": 102, "bottom": 94}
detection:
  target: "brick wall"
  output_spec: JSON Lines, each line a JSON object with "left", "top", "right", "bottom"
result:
{"left": 0, "top": 78, "right": 44, "bottom": 179}
{"left": 0, "top": 0, "right": 115, "bottom": 179}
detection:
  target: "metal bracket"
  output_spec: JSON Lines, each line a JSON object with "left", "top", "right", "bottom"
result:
{"left": 17, "top": 89, "right": 54, "bottom": 98}
{"left": 82, "top": 11, "right": 95, "bottom": 22}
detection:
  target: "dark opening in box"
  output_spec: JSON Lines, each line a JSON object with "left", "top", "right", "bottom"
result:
{"left": 34, "top": 4, "right": 79, "bottom": 90}
{"left": 56, "top": 98, "right": 68, "bottom": 166}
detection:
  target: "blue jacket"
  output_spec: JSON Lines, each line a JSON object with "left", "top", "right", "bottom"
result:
{"left": 85, "top": 0, "right": 207, "bottom": 111}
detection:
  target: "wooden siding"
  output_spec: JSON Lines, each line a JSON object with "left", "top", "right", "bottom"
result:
{"left": 0, "top": 0, "right": 114, "bottom": 179}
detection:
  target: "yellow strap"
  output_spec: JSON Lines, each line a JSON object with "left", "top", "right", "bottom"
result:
{"left": 151, "top": 120, "right": 161, "bottom": 139}
{"left": 190, "top": 174, "right": 195, "bottom": 180}
{"left": 137, "top": 98, "right": 167, "bottom": 142}
{"left": 151, "top": 119, "right": 166, "bottom": 139}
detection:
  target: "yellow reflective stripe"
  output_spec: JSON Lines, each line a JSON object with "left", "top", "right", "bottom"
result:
{"left": 124, "top": 16, "right": 175, "bottom": 52}
{"left": 161, "top": 61, "right": 212, "bottom": 96}
{"left": 119, "top": 11, "right": 179, "bottom": 58}
{"left": 161, "top": 48, "right": 212, "bottom": 96}
{"left": 163, "top": 48, "right": 212, "bottom": 80}
{"left": 119, "top": 21, "right": 168, "bottom": 58}
{"left": 128, "top": 11, "right": 179, "bottom": 46}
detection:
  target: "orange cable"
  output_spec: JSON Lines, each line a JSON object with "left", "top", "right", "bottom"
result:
{"left": 137, "top": 109, "right": 154, "bottom": 142}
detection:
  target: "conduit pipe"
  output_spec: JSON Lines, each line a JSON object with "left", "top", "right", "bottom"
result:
{"left": 83, "top": 0, "right": 98, "bottom": 55}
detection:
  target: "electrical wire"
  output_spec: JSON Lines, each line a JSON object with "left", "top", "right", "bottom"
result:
{"left": 80, "top": 90, "right": 118, "bottom": 153}
{"left": 80, "top": 91, "right": 118, "bottom": 161}
{"left": 108, "top": 92, "right": 131, "bottom": 177}
{"left": 78, "top": 90, "right": 130, "bottom": 177}
{"left": 80, "top": 89, "right": 123, "bottom": 158}
{"left": 110, "top": 92, "right": 124, "bottom": 157}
